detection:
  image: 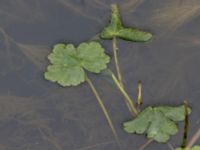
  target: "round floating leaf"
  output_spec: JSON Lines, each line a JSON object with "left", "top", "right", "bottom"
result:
{"left": 48, "top": 44, "right": 78, "bottom": 66}
{"left": 124, "top": 107, "right": 153, "bottom": 134}
{"left": 100, "top": 4, "right": 152, "bottom": 42}
{"left": 44, "top": 44, "right": 85, "bottom": 86}
{"left": 45, "top": 65, "right": 85, "bottom": 86}
{"left": 123, "top": 105, "right": 191, "bottom": 143}
{"left": 44, "top": 42, "right": 110, "bottom": 86}
{"left": 77, "top": 42, "right": 110, "bottom": 73}
{"left": 156, "top": 105, "right": 191, "bottom": 121}
{"left": 147, "top": 108, "right": 178, "bottom": 142}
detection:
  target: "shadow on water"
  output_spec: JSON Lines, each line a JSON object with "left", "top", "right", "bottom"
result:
{"left": 0, "top": 0, "right": 200, "bottom": 150}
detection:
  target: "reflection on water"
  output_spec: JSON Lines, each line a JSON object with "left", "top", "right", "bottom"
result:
{"left": 150, "top": 1, "right": 200, "bottom": 32}
{"left": 0, "top": 0, "right": 200, "bottom": 150}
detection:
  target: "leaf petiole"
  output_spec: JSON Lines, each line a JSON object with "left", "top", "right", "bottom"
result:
{"left": 111, "top": 73, "right": 138, "bottom": 116}
{"left": 85, "top": 75, "right": 121, "bottom": 147}
{"left": 112, "top": 36, "right": 124, "bottom": 88}
{"left": 186, "top": 128, "right": 200, "bottom": 149}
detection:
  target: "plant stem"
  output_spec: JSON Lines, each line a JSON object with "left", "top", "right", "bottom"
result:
{"left": 186, "top": 128, "right": 200, "bottom": 149}
{"left": 111, "top": 73, "right": 138, "bottom": 116}
{"left": 181, "top": 101, "right": 189, "bottom": 148}
{"left": 112, "top": 37, "right": 138, "bottom": 116}
{"left": 112, "top": 36, "right": 124, "bottom": 88}
{"left": 136, "top": 80, "right": 142, "bottom": 112}
{"left": 139, "top": 139, "right": 154, "bottom": 150}
{"left": 167, "top": 143, "right": 175, "bottom": 150}
{"left": 85, "top": 75, "right": 121, "bottom": 147}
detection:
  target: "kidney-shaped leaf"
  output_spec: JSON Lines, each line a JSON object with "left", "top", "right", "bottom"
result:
{"left": 45, "top": 65, "right": 85, "bottom": 86}
{"left": 44, "top": 42, "right": 110, "bottom": 86}
{"left": 176, "top": 146, "right": 200, "bottom": 150}
{"left": 77, "top": 42, "right": 110, "bottom": 73}
{"left": 156, "top": 105, "right": 191, "bottom": 121}
{"left": 100, "top": 4, "right": 152, "bottom": 42}
{"left": 123, "top": 105, "right": 191, "bottom": 143}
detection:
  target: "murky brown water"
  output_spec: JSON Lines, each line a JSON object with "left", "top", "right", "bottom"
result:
{"left": 0, "top": 0, "right": 200, "bottom": 150}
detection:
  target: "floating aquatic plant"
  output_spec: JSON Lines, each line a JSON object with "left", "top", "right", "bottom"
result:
{"left": 98, "top": 69, "right": 193, "bottom": 145}
{"left": 175, "top": 104, "right": 200, "bottom": 150}
{"left": 100, "top": 4, "right": 152, "bottom": 115}
{"left": 42, "top": 3, "right": 199, "bottom": 150}
{"left": 123, "top": 105, "right": 191, "bottom": 143}
{"left": 44, "top": 42, "right": 110, "bottom": 85}
{"left": 44, "top": 41, "right": 121, "bottom": 145}
{"left": 100, "top": 4, "right": 152, "bottom": 42}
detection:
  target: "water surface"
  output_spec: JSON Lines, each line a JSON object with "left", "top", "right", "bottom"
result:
{"left": 0, "top": 0, "right": 200, "bottom": 150}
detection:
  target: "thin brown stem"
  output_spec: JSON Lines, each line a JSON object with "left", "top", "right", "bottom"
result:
{"left": 186, "top": 128, "right": 200, "bottom": 149}
{"left": 167, "top": 143, "right": 175, "bottom": 150}
{"left": 112, "top": 36, "right": 124, "bottom": 88}
{"left": 85, "top": 75, "right": 121, "bottom": 148}
{"left": 139, "top": 139, "right": 154, "bottom": 150}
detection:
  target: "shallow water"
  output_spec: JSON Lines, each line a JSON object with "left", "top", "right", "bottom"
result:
{"left": 0, "top": 0, "right": 200, "bottom": 150}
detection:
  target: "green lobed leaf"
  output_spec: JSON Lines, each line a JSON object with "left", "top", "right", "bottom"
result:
{"left": 77, "top": 42, "right": 110, "bottom": 73}
{"left": 123, "top": 105, "right": 191, "bottom": 143}
{"left": 175, "top": 146, "right": 200, "bottom": 150}
{"left": 147, "top": 108, "right": 178, "bottom": 142}
{"left": 156, "top": 105, "right": 191, "bottom": 121}
{"left": 124, "top": 107, "right": 153, "bottom": 134}
{"left": 48, "top": 44, "right": 78, "bottom": 66}
{"left": 100, "top": 4, "right": 152, "bottom": 42}
{"left": 192, "top": 146, "right": 200, "bottom": 150}
{"left": 45, "top": 65, "right": 85, "bottom": 86}
{"left": 44, "top": 42, "right": 110, "bottom": 86}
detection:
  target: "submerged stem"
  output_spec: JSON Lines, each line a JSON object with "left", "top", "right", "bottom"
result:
{"left": 85, "top": 75, "right": 121, "bottom": 147}
{"left": 111, "top": 73, "right": 138, "bottom": 116}
{"left": 112, "top": 36, "right": 124, "bottom": 88}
